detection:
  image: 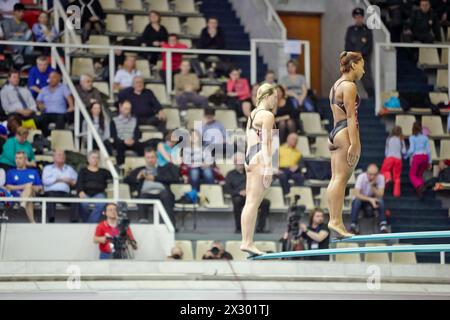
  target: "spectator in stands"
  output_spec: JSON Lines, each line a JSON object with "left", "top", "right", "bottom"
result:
{"left": 160, "top": 34, "right": 188, "bottom": 85}
{"left": 264, "top": 70, "right": 277, "bottom": 85}
{"left": 32, "top": 12, "right": 58, "bottom": 45}
{"left": 82, "top": 101, "right": 113, "bottom": 154}
{"left": 28, "top": 56, "right": 55, "bottom": 98}
{"left": 77, "top": 150, "right": 112, "bottom": 223}
{"left": 0, "top": 0, "right": 19, "bottom": 19}
{"left": 110, "top": 100, "right": 142, "bottom": 166}
{"left": 277, "top": 133, "right": 304, "bottom": 195}
{"left": 140, "top": 10, "right": 168, "bottom": 65}
{"left": 407, "top": 121, "right": 432, "bottom": 198}
{"left": 432, "top": 159, "right": 450, "bottom": 191}
{"left": 380, "top": 126, "right": 406, "bottom": 198}
{"left": 0, "top": 70, "right": 37, "bottom": 119}
{"left": 94, "top": 203, "right": 137, "bottom": 260}
{"left": 6, "top": 114, "right": 21, "bottom": 137}
{"left": 345, "top": 7, "right": 374, "bottom": 98}
{"left": 174, "top": 60, "right": 209, "bottom": 110}
{"left": 0, "top": 127, "right": 35, "bottom": 170}
{"left": 279, "top": 60, "right": 308, "bottom": 111}
{"left": 157, "top": 131, "right": 177, "bottom": 167}
{"left": 404, "top": 0, "right": 442, "bottom": 43}
{"left": 1, "top": 3, "right": 32, "bottom": 58}
{"left": 124, "top": 148, "right": 177, "bottom": 228}
{"left": 199, "top": 17, "right": 225, "bottom": 50}
{"left": 113, "top": 55, "right": 141, "bottom": 91}
{"left": 434, "top": 0, "right": 450, "bottom": 38}
{"left": 42, "top": 150, "right": 78, "bottom": 223}
{"left": 300, "top": 208, "right": 330, "bottom": 261}
{"left": 37, "top": 71, "right": 75, "bottom": 137}
{"left": 76, "top": 74, "right": 103, "bottom": 108}
{"left": 202, "top": 241, "right": 233, "bottom": 260}
{"left": 72, "top": 0, "right": 106, "bottom": 42}
{"left": 118, "top": 76, "right": 167, "bottom": 132}
{"left": 225, "top": 152, "right": 270, "bottom": 233}
{"left": 167, "top": 247, "right": 183, "bottom": 260}
{"left": 351, "top": 164, "right": 388, "bottom": 234}
{"left": 202, "top": 107, "right": 227, "bottom": 149}
{"left": 275, "top": 85, "right": 299, "bottom": 143}
{"left": 226, "top": 68, "right": 251, "bottom": 117}
{"left": 241, "top": 83, "right": 260, "bottom": 119}
{"left": 5, "top": 151, "right": 42, "bottom": 223}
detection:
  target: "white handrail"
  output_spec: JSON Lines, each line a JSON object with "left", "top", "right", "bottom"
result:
{"left": 0, "top": 197, "right": 174, "bottom": 233}
{"left": 360, "top": 0, "right": 391, "bottom": 43}
{"left": 50, "top": 47, "right": 120, "bottom": 200}
{"left": 263, "top": 0, "right": 287, "bottom": 40}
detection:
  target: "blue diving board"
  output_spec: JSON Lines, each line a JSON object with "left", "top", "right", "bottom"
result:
{"left": 331, "top": 230, "right": 450, "bottom": 243}
{"left": 250, "top": 244, "right": 450, "bottom": 260}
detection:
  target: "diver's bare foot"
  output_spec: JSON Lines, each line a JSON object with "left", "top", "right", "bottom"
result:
{"left": 328, "top": 222, "right": 354, "bottom": 239}
{"left": 240, "top": 243, "right": 265, "bottom": 256}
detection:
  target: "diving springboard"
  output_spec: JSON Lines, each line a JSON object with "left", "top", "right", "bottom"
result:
{"left": 331, "top": 230, "right": 450, "bottom": 243}
{"left": 250, "top": 244, "right": 450, "bottom": 260}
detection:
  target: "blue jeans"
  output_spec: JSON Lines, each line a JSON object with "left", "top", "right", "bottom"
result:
{"left": 79, "top": 193, "right": 106, "bottom": 223}
{"left": 99, "top": 252, "right": 112, "bottom": 260}
{"left": 350, "top": 198, "right": 387, "bottom": 227}
{"left": 9, "top": 30, "right": 33, "bottom": 55}
{"left": 189, "top": 167, "right": 215, "bottom": 191}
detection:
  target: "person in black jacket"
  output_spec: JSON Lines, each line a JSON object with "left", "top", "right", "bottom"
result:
{"left": 404, "top": 0, "right": 442, "bottom": 43}
{"left": 198, "top": 17, "right": 225, "bottom": 50}
{"left": 110, "top": 100, "right": 142, "bottom": 166}
{"left": 224, "top": 153, "right": 270, "bottom": 233}
{"left": 72, "top": 0, "right": 106, "bottom": 42}
{"left": 124, "top": 148, "right": 179, "bottom": 227}
{"left": 139, "top": 10, "right": 169, "bottom": 65}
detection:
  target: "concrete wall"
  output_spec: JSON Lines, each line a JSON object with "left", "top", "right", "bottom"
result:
{"left": 0, "top": 224, "right": 174, "bottom": 261}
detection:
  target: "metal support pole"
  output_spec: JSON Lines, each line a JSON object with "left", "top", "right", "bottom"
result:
{"left": 166, "top": 51, "right": 172, "bottom": 96}
{"left": 250, "top": 40, "right": 257, "bottom": 85}
{"left": 441, "top": 251, "right": 446, "bottom": 265}
{"left": 375, "top": 43, "right": 381, "bottom": 115}
{"left": 41, "top": 200, "right": 47, "bottom": 224}
{"left": 109, "top": 50, "right": 115, "bottom": 101}
{"left": 304, "top": 42, "right": 311, "bottom": 89}
{"left": 153, "top": 205, "right": 160, "bottom": 225}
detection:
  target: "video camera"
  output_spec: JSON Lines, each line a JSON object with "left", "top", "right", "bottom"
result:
{"left": 281, "top": 195, "right": 306, "bottom": 254}
{"left": 108, "top": 203, "right": 136, "bottom": 259}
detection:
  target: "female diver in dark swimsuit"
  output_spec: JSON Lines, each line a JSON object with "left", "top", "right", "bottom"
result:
{"left": 240, "top": 83, "right": 278, "bottom": 257}
{"left": 327, "top": 51, "right": 365, "bottom": 239}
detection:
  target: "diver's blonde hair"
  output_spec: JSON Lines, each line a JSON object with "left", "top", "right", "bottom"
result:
{"left": 256, "top": 83, "right": 277, "bottom": 106}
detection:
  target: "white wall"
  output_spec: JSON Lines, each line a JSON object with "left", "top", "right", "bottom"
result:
{"left": 270, "top": 0, "right": 327, "bottom": 13}
{"left": 0, "top": 224, "right": 174, "bottom": 261}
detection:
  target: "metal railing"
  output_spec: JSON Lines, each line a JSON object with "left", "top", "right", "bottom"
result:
{"left": 262, "top": 0, "right": 287, "bottom": 40}
{"left": 0, "top": 197, "right": 174, "bottom": 232}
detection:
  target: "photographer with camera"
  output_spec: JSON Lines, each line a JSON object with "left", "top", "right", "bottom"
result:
{"left": 202, "top": 241, "right": 233, "bottom": 260}
{"left": 93, "top": 203, "right": 137, "bottom": 260}
{"left": 300, "top": 208, "right": 330, "bottom": 261}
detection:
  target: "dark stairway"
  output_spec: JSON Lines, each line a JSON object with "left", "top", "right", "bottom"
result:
{"left": 199, "top": 0, "right": 267, "bottom": 81}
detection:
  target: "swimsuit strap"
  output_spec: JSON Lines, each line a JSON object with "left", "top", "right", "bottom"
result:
{"left": 249, "top": 108, "right": 266, "bottom": 131}
{"left": 331, "top": 79, "right": 354, "bottom": 111}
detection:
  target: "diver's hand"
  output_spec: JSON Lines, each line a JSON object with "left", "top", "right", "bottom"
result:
{"left": 347, "top": 144, "right": 361, "bottom": 168}
{"left": 262, "top": 167, "right": 273, "bottom": 189}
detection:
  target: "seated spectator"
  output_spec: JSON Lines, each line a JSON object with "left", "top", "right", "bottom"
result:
{"left": 72, "top": 0, "right": 106, "bottom": 42}
{"left": 167, "top": 246, "right": 183, "bottom": 260}
{"left": 32, "top": 12, "right": 58, "bottom": 45}
{"left": 1, "top": 4, "right": 32, "bottom": 58}
{"left": 37, "top": 71, "right": 75, "bottom": 137}
{"left": 407, "top": 122, "right": 432, "bottom": 198}
{"left": 42, "top": 150, "right": 77, "bottom": 223}
{"left": 113, "top": 55, "right": 141, "bottom": 91}
{"left": 0, "top": 127, "right": 35, "bottom": 170}
{"left": 157, "top": 131, "right": 177, "bottom": 167}
{"left": 94, "top": 203, "right": 137, "bottom": 260}
{"left": 139, "top": 10, "right": 168, "bottom": 65}
{"left": 280, "top": 60, "right": 308, "bottom": 111}
{"left": 118, "top": 76, "right": 167, "bottom": 131}
{"left": 351, "top": 164, "right": 388, "bottom": 234}
{"left": 76, "top": 150, "right": 112, "bottom": 223}
{"left": 277, "top": 133, "right": 303, "bottom": 195}
{"left": 241, "top": 83, "right": 260, "bottom": 119}
{"left": 275, "top": 85, "right": 299, "bottom": 143}
{"left": 82, "top": 101, "right": 113, "bottom": 154}
{"left": 0, "top": 69, "right": 37, "bottom": 119}
{"left": 202, "top": 107, "right": 227, "bottom": 152}
{"left": 27, "top": 56, "right": 55, "bottom": 98}
{"left": 6, "top": 114, "right": 21, "bottom": 137}
{"left": 225, "top": 153, "right": 270, "bottom": 233}
{"left": 124, "top": 148, "right": 178, "bottom": 228}
{"left": 160, "top": 34, "right": 188, "bottom": 84}
{"left": 380, "top": 126, "right": 406, "bottom": 198}
{"left": 432, "top": 159, "right": 450, "bottom": 191}
{"left": 76, "top": 74, "right": 103, "bottom": 108}
{"left": 202, "top": 241, "right": 233, "bottom": 260}
{"left": 5, "top": 151, "right": 42, "bottom": 223}
{"left": 111, "top": 100, "right": 142, "bottom": 166}
{"left": 226, "top": 69, "right": 251, "bottom": 117}
{"left": 263, "top": 70, "right": 277, "bottom": 85}
{"left": 0, "top": 0, "right": 19, "bottom": 19}
{"left": 174, "top": 60, "right": 209, "bottom": 110}
{"left": 198, "top": 17, "right": 225, "bottom": 50}
{"left": 404, "top": 0, "right": 442, "bottom": 43}
{"left": 300, "top": 208, "right": 330, "bottom": 261}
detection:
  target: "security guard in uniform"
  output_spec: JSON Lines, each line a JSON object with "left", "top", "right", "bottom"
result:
{"left": 345, "top": 7, "right": 374, "bottom": 98}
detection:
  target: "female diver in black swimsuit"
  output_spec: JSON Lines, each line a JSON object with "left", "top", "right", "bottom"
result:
{"left": 327, "top": 51, "right": 364, "bottom": 239}
{"left": 240, "top": 83, "right": 278, "bottom": 257}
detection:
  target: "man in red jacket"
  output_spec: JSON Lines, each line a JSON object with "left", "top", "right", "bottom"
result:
{"left": 160, "top": 33, "right": 188, "bottom": 85}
